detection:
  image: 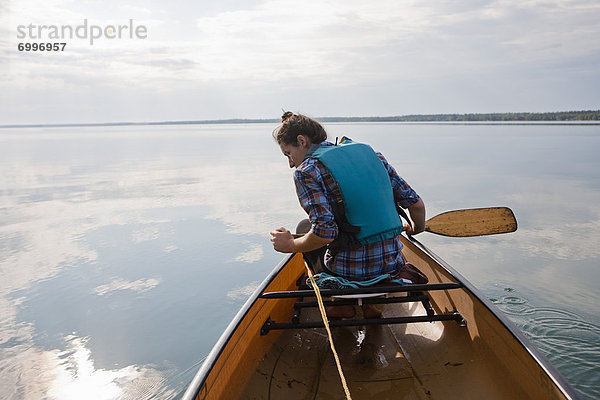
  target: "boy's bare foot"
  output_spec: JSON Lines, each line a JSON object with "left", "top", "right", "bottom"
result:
{"left": 325, "top": 305, "right": 356, "bottom": 319}
{"left": 361, "top": 304, "right": 382, "bottom": 319}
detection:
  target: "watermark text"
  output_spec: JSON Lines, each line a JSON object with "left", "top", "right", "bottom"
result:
{"left": 16, "top": 19, "right": 147, "bottom": 46}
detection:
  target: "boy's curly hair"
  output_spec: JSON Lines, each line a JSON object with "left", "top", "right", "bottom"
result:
{"left": 272, "top": 111, "right": 327, "bottom": 146}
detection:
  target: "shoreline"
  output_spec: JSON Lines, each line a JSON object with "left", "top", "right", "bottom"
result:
{"left": 2, "top": 115, "right": 600, "bottom": 129}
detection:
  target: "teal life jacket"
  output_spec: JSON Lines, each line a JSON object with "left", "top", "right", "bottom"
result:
{"left": 311, "top": 137, "right": 403, "bottom": 250}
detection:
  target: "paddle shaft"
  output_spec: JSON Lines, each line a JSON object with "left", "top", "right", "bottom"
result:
{"left": 291, "top": 207, "right": 517, "bottom": 238}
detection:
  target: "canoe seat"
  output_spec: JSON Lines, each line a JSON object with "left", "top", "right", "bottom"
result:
{"left": 300, "top": 271, "right": 407, "bottom": 306}
{"left": 327, "top": 276, "right": 415, "bottom": 305}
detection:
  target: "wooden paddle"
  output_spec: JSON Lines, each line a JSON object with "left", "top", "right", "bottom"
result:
{"left": 424, "top": 207, "right": 517, "bottom": 237}
{"left": 292, "top": 207, "right": 517, "bottom": 238}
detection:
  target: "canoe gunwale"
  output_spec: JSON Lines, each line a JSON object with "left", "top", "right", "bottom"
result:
{"left": 181, "top": 253, "right": 296, "bottom": 400}
{"left": 407, "top": 236, "right": 582, "bottom": 400}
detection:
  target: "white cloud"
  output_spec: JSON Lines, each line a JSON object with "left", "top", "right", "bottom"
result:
{"left": 119, "top": 5, "right": 163, "bottom": 15}
{"left": 1, "top": 1, "right": 599, "bottom": 122}
{"left": 6, "top": 0, "right": 599, "bottom": 85}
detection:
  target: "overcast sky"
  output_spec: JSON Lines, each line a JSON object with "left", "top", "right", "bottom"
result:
{"left": 1, "top": 0, "right": 599, "bottom": 124}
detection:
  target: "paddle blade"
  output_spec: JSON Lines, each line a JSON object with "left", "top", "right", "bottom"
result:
{"left": 425, "top": 207, "right": 517, "bottom": 237}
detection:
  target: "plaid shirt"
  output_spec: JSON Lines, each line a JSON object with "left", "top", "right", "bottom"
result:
{"left": 294, "top": 142, "right": 421, "bottom": 280}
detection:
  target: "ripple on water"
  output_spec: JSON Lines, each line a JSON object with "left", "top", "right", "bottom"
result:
{"left": 490, "top": 289, "right": 600, "bottom": 400}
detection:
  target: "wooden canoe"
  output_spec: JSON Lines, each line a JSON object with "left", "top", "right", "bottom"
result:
{"left": 182, "top": 235, "right": 580, "bottom": 399}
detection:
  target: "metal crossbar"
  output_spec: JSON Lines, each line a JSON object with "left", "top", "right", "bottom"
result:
{"left": 259, "top": 281, "right": 466, "bottom": 335}
{"left": 261, "top": 313, "right": 465, "bottom": 335}
{"left": 260, "top": 282, "right": 463, "bottom": 299}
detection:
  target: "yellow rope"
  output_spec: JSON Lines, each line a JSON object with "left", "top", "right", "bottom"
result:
{"left": 304, "top": 261, "right": 352, "bottom": 400}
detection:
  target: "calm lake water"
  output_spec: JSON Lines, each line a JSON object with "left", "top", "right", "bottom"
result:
{"left": 1, "top": 122, "right": 599, "bottom": 399}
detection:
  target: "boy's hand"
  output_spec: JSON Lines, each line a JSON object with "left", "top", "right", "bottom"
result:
{"left": 270, "top": 227, "right": 295, "bottom": 253}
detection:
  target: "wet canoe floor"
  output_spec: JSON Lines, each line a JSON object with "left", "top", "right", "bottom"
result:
{"left": 240, "top": 299, "right": 522, "bottom": 399}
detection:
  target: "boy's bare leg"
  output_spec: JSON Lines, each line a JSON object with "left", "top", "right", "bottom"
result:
{"left": 361, "top": 304, "right": 382, "bottom": 319}
{"left": 325, "top": 305, "right": 356, "bottom": 319}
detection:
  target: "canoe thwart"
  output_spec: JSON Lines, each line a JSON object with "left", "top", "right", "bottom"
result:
{"left": 260, "top": 282, "right": 463, "bottom": 299}
{"left": 260, "top": 312, "right": 466, "bottom": 335}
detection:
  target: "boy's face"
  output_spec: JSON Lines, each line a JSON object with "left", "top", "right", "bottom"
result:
{"left": 279, "top": 135, "right": 311, "bottom": 168}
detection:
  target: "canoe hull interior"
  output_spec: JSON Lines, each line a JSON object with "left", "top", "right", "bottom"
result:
{"left": 183, "top": 236, "right": 579, "bottom": 400}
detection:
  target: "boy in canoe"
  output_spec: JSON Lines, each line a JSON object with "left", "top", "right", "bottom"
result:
{"left": 270, "top": 111, "right": 427, "bottom": 318}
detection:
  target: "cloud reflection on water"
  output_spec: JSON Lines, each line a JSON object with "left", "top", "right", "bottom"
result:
{"left": 226, "top": 281, "right": 261, "bottom": 301}
{"left": 93, "top": 277, "right": 161, "bottom": 296}
{"left": 0, "top": 135, "right": 302, "bottom": 398}
{"left": 232, "top": 242, "right": 264, "bottom": 263}
{"left": 417, "top": 171, "right": 600, "bottom": 315}
{"left": 1, "top": 333, "right": 176, "bottom": 400}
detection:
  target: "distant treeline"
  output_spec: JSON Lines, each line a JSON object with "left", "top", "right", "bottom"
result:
{"left": 320, "top": 110, "right": 600, "bottom": 122}
{"left": 1, "top": 110, "right": 598, "bottom": 128}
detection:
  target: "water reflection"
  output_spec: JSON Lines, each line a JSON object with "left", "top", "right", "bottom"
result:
{"left": 93, "top": 277, "right": 161, "bottom": 296}
{"left": 231, "top": 242, "right": 264, "bottom": 263}
{"left": 4, "top": 333, "right": 176, "bottom": 400}
{"left": 491, "top": 289, "right": 600, "bottom": 399}
{"left": 226, "top": 281, "right": 261, "bottom": 301}
{"left": 0, "top": 125, "right": 302, "bottom": 398}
